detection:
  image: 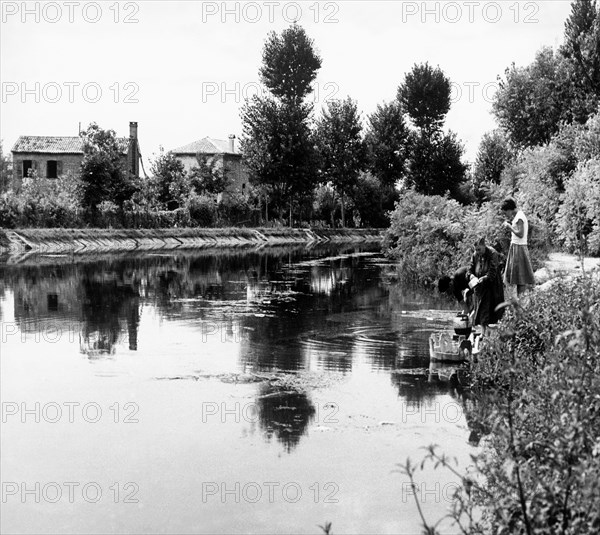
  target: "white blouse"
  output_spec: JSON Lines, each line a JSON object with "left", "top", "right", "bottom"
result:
{"left": 511, "top": 210, "right": 528, "bottom": 245}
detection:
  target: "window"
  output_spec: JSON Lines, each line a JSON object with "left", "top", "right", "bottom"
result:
{"left": 47, "top": 160, "right": 58, "bottom": 179}
{"left": 23, "top": 160, "right": 33, "bottom": 178}
{"left": 47, "top": 294, "right": 58, "bottom": 312}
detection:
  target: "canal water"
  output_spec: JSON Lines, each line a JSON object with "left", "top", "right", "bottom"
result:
{"left": 0, "top": 245, "right": 476, "bottom": 534}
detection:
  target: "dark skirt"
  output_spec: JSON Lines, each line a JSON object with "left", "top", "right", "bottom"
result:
{"left": 504, "top": 244, "right": 535, "bottom": 286}
{"left": 473, "top": 281, "right": 504, "bottom": 326}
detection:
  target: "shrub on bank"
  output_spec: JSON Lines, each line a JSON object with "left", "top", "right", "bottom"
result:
{"left": 0, "top": 178, "right": 261, "bottom": 229}
{"left": 404, "top": 275, "right": 600, "bottom": 534}
{"left": 557, "top": 159, "right": 600, "bottom": 257}
{"left": 384, "top": 189, "right": 465, "bottom": 284}
{"left": 0, "top": 175, "right": 83, "bottom": 228}
{"left": 468, "top": 276, "right": 600, "bottom": 534}
{"left": 384, "top": 189, "right": 551, "bottom": 284}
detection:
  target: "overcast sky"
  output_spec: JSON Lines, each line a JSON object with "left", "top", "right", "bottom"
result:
{"left": 1, "top": 1, "right": 574, "bottom": 165}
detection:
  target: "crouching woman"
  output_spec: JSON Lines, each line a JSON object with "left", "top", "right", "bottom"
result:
{"left": 467, "top": 237, "right": 505, "bottom": 338}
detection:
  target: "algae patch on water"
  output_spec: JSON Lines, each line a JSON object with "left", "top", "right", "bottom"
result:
{"left": 155, "top": 369, "right": 347, "bottom": 393}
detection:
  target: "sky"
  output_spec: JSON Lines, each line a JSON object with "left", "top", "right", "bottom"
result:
{"left": 1, "top": 0, "right": 574, "bottom": 166}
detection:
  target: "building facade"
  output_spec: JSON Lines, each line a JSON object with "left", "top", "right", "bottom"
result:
{"left": 171, "top": 135, "right": 249, "bottom": 197}
{"left": 11, "top": 122, "right": 140, "bottom": 184}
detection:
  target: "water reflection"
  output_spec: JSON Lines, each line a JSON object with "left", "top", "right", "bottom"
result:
{"left": 1, "top": 245, "right": 478, "bottom": 534}
{"left": 79, "top": 269, "right": 141, "bottom": 356}
{"left": 1, "top": 244, "right": 463, "bottom": 450}
{"left": 255, "top": 385, "right": 316, "bottom": 453}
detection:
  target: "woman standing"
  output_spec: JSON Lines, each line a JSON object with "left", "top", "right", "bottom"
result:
{"left": 501, "top": 197, "right": 535, "bottom": 296}
{"left": 467, "top": 237, "right": 505, "bottom": 338}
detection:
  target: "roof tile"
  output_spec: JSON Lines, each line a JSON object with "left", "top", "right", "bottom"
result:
{"left": 171, "top": 136, "right": 240, "bottom": 155}
{"left": 12, "top": 135, "right": 130, "bottom": 154}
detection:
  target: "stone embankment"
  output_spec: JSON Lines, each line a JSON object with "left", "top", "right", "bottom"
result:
{"left": 0, "top": 227, "right": 383, "bottom": 255}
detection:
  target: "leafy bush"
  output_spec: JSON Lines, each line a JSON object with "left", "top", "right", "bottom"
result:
{"left": 80, "top": 123, "right": 135, "bottom": 210}
{"left": 404, "top": 276, "right": 600, "bottom": 534}
{"left": 508, "top": 145, "right": 571, "bottom": 242}
{"left": 557, "top": 159, "right": 600, "bottom": 256}
{"left": 384, "top": 189, "right": 465, "bottom": 284}
{"left": 469, "top": 276, "right": 600, "bottom": 534}
{"left": 187, "top": 194, "right": 215, "bottom": 227}
{"left": 385, "top": 189, "right": 550, "bottom": 283}
{"left": 573, "top": 107, "right": 600, "bottom": 163}
{"left": 120, "top": 206, "right": 191, "bottom": 229}
{"left": 0, "top": 173, "right": 83, "bottom": 227}
{"left": 216, "top": 192, "right": 260, "bottom": 227}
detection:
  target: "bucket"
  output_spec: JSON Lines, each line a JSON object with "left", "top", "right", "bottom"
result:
{"left": 453, "top": 313, "right": 472, "bottom": 336}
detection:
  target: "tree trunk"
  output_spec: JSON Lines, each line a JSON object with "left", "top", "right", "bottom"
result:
{"left": 265, "top": 196, "right": 268, "bottom": 223}
{"left": 341, "top": 190, "right": 345, "bottom": 228}
{"left": 289, "top": 198, "right": 292, "bottom": 228}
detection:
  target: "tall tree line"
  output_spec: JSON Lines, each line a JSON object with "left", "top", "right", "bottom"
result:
{"left": 241, "top": 24, "right": 469, "bottom": 227}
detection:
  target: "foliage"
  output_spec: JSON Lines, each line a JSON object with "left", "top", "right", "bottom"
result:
{"left": 241, "top": 23, "right": 322, "bottom": 224}
{"left": 241, "top": 96, "right": 318, "bottom": 220}
{"left": 186, "top": 193, "right": 216, "bottom": 227}
{"left": 493, "top": 47, "right": 582, "bottom": 148}
{"left": 259, "top": 23, "right": 322, "bottom": 104}
{"left": 557, "top": 159, "right": 600, "bottom": 256}
{"left": 216, "top": 191, "right": 260, "bottom": 227}
{"left": 351, "top": 172, "right": 399, "bottom": 228}
{"left": 384, "top": 189, "right": 551, "bottom": 283}
{"left": 485, "top": 108, "right": 600, "bottom": 254}
{"left": 149, "top": 148, "right": 189, "bottom": 210}
{"left": 189, "top": 155, "right": 229, "bottom": 195}
{"left": 573, "top": 106, "right": 600, "bottom": 162}
{"left": 0, "top": 172, "right": 83, "bottom": 228}
{"left": 472, "top": 277, "right": 600, "bottom": 534}
{"left": 120, "top": 202, "right": 191, "bottom": 229}
{"left": 0, "top": 140, "right": 12, "bottom": 193}
{"left": 561, "top": 0, "right": 600, "bottom": 102}
{"left": 494, "top": 5, "right": 600, "bottom": 151}
{"left": 384, "top": 189, "right": 466, "bottom": 284}
{"left": 364, "top": 100, "right": 410, "bottom": 188}
{"left": 398, "top": 62, "right": 451, "bottom": 134}
{"left": 315, "top": 97, "right": 367, "bottom": 227}
{"left": 403, "top": 275, "right": 600, "bottom": 535}
{"left": 472, "top": 130, "right": 514, "bottom": 204}
{"left": 405, "top": 130, "right": 468, "bottom": 200}
{"left": 508, "top": 150, "right": 565, "bottom": 241}
{"left": 395, "top": 63, "right": 468, "bottom": 202}
{"left": 80, "top": 123, "right": 134, "bottom": 211}
{"left": 312, "top": 184, "right": 339, "bottom": 228}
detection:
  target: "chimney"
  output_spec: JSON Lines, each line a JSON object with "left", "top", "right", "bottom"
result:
{"left": 130, "top": 121, "right": 138, "bottom": 140}
{"left": 128, "top": 121, "right": 139, "bottom": 178}
{"left": 228, "top": 134, "right": 236, "bottom": 153}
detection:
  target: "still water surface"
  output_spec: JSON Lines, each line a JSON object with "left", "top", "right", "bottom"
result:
{"left": 1, "top": 245, "right": 476, "bottom": 534}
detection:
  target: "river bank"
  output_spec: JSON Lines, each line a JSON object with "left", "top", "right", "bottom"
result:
{"left": 0, "top": 227, "right": 383, "bottom": 255}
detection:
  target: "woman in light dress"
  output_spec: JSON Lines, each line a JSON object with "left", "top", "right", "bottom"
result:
{"left": 501, "top": 197, "right": 535, "bottom": 296}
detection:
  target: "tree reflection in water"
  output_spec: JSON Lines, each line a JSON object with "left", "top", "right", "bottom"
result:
{"left": 0, "top": 245, "right": 490, "bottom": 451}
{"left": 79, "top": 274, "right": 141, "bottom": 356}
{"left": 255, "top": 384, "right": 316, "bottom": 453}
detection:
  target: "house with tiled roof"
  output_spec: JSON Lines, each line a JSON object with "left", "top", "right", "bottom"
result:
{"left": 170, "top": 135, "right": 249, "bottom": 198}
{"left": 11, "top": 122, "right": 140, "bottom": 183}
